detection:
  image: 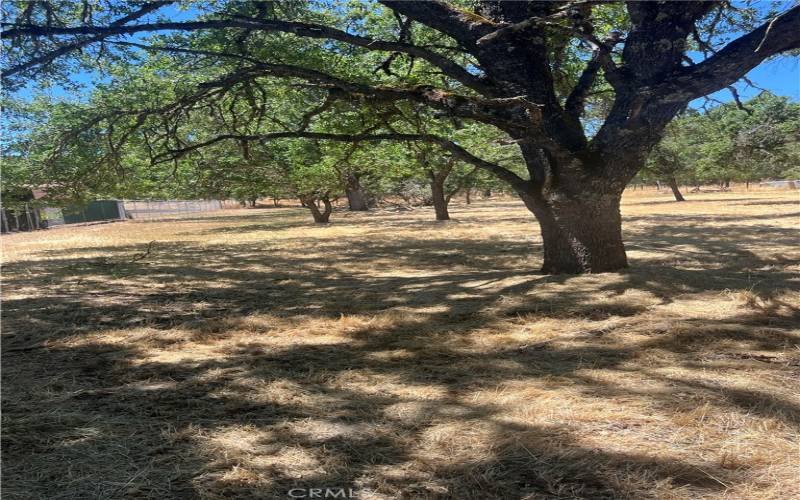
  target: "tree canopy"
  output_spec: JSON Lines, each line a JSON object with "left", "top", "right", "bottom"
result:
{"left": 643, "top": 93, "right": 800, "bottom": 199}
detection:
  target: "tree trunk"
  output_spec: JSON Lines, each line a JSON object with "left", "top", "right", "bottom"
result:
{"left": 465, "top": 188, "right": 471, "bottom": 205}
{"left": 23, "top": 204, "right": 34, "bottom": 231}
{"left": 344, "top": 174, "right": 369, "bottom": 211}
{"left": 523, "top": 193, "right": 628, "bottom": 274}
{"left": 305, "top": 196, "right": 332, "bottom": 223}
{"left": 31, "top": 207, "right": 41, "bottom": 229}
{"left": 667, "top": 176, "right": 685, "bottom": 201}
{"left": 430, "top": 178, "right": 450, "bottom": 221}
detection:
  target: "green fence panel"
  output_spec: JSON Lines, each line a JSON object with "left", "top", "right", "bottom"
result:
{"left": 63, "top": 200, "right": 124, "bottom": 224}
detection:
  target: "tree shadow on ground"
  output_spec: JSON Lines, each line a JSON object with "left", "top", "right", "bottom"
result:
{"left": 2, "top": 207, "right": 799, "bottom": 498}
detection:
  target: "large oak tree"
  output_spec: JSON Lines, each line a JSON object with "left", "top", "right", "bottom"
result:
{"left": 3, "top": 0, "right": 799, "bottom": 273}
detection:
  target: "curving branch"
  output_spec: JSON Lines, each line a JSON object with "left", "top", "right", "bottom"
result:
{"left": 564, "top": 31, "right": 624, "bottom": 120}
{"left": 131, "top": 54, "right": 536, "bottom": 131}
{"left": 151, "top": 130, "right": 530, "bottom": 193}
{"left": 2, "top": 1, "right": 173, "bottom": 81}
{"left": 2, "top": 12, "right": 490, "bottom": 93}
{"left": 672, "top": 4, "right": 800, "bottom": 99}
{"left": 379, "top": 1, "right": 496, "bottom": 48}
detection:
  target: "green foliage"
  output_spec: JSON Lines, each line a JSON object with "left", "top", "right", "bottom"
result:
{"left": 643, "top": 93, "right": 800, "bottom": 185}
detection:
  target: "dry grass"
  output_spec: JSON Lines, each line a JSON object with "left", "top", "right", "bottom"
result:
{"left": 2, "top": 188, "right": 799, "bottom": 499}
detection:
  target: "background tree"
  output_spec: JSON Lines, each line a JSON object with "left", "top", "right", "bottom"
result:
{"left": 694, "top": 93, "right": 800, "bottom": 186}
{"left": 643, "top": 93, "right": 800, "bottom": 197}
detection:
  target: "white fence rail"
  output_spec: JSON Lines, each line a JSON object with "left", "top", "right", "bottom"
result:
{"left": 122, "top": 200, "right": 235, "bottom": 220}
{"left": 759, "top": 180, "right": 799, "bottom": 189}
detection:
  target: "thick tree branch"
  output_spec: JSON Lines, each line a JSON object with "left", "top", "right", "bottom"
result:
{"left": 475, "top": 2, "right": 598, "bottom": 47}
{"left": 622, "top": 1, "right": 715, "bottom": 84}
{"left": 379, "top": 1, "right": 496, "bottom": 49}
{"left": 187, "top": 60, "right": 532, "bottom": 131}
{"left": 672, "top": 5, "right": 800, "bottom": 99}
{"left": 564, "top": 52, "right": 602, "bottom": 120}
{"left": 68, "top": 39, "right": 519, "bottom": 130}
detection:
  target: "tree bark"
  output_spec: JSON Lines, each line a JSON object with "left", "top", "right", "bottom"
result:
{"left": 31, "top": 207, "right": 41, "bottom": 229}
{"left": 304, "top": 196, "right": 332, "bottom": 223}
{"left": 344, "top": 174, "right": 369, "bottom": 211}
{"left": 523, "top": 193, "right": 628, "bottom": 274}
{"left": 23, "top": 204, "right": 34, "bottom": 231}
{"left": 667, "top": 176, "right": 685, "bottom": 201}
{"left": 430, "top": 177, "right": 450, "bottom": 221}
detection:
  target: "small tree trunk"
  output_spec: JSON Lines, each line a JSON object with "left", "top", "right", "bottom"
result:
{"left": 31, "top": 207, "right": 41, "bottom": 229}
{"left": 667, "top": 176, "right": 685, "bottom": 201}
{"left": 24, "top": 204, "right": 34, "bottom": 231}
{"left": 344, "top": 174, "right": 369, "bottom": 211}
{"left": 524, "top": 193, "right": 628, "bottom": 274}
{"left": 465, "top": 188, "right": 471, "bottom": 205}
{"left": 430, "top": 178, "right": 450, "bottom": 221}
{"left": 305, "top": 196, "right": 332, "bottom": 223}
{"left": 322, "top": 197, "right": 332, "bottom": 219}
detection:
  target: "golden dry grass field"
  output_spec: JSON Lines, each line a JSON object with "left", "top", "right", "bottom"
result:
{"left": 2, "top": 189, "right": 799, "bottom": 499}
